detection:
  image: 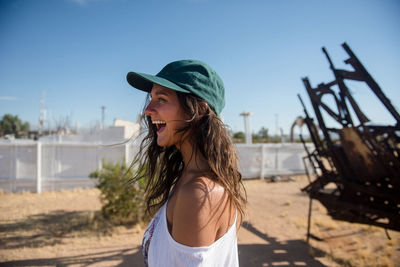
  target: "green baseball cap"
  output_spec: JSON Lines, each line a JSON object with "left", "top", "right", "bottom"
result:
{"left": 126, "top": 59, "right": 225, "bottom": 114}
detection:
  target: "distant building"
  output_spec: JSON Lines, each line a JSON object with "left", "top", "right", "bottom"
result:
{"left": 39, "top": 119, "right": 141, "bottom": 143}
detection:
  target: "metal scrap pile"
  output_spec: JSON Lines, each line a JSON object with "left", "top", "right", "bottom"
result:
{"left": 299, "top": 43, "right": 400, "bottom": 232}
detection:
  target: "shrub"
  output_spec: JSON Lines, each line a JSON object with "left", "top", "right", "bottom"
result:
{"left": 89, "top": 160, "right": 148, "bottom": 225}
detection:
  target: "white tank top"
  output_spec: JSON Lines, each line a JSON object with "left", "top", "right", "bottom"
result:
{"left": 142, "top": 199, "right": 239, "bottom": 267}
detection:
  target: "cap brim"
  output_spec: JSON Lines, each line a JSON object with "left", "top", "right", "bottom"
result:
{"left": 126, "top": 72, "right": 190, "bottom": 94}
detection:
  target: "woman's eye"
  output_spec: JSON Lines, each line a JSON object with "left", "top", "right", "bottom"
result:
{"left": 157, "top": 98, "right": 166, "bottom": 103}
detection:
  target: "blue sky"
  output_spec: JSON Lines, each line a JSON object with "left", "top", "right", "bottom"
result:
{"left": 1, "top": 0, "right": 399, "bottom": 135}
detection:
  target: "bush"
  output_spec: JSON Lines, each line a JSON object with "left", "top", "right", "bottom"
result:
{"left": 89, "top": 160, "right": 148, "bottom": 225}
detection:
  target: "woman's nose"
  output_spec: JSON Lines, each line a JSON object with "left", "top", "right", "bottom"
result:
{"left": 144, "top": 101, "right": 156, "bottom": 116}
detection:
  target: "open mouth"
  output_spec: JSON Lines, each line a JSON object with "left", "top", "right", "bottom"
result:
{"left": 153, "top": 120, "right": 166, "bottom": 133}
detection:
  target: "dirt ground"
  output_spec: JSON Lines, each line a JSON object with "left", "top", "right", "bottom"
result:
{"left": 0, "top": 175, "right": 398, "bottom": 267}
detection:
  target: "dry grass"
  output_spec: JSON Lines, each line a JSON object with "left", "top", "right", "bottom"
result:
{"left": 283, "top": 200, "right": 292, "bottom": 206}
{"left": 290, "top": 199, "right": 399, "bottom": 267}
{"left": 0, "top": 176, "right": 398, "bottom": 267}
{"left": 0, "top": 206, "right": 115, "bottom": 253}
{"left": 0, "top": 188, "right": 146, "bottom": 266}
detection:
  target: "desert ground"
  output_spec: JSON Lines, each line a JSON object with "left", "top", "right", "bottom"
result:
{"left": 0, "top": 175, "right": 398, "bottom": 267}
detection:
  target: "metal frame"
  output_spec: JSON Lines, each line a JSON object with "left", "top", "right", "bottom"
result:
{"left": 299, "top": 43, "right": 400, "bottom": 235}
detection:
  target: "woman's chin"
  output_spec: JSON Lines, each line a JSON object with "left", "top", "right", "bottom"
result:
{"left": 156, "top": 137, "right": 168, "bottom": 147}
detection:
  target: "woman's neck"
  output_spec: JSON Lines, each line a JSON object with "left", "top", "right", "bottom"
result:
{"left": 178, "top": 140, "right": 209, "bottom": 178}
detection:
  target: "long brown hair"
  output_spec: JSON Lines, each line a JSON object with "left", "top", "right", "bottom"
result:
{"left": 130, "top": 91, "right": 246, "bottom": 223}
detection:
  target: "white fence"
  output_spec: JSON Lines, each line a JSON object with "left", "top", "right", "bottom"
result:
{"left": 0, "top": 141, "right": 312, "bottom": 193}
{"left": 0, "top": 140, "right": 140, "bottom": 193}
{"left": 236, "top": 143, "right": 312, "bottom": 179}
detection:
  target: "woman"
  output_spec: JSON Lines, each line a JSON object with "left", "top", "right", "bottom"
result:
{"left": 127, "top": 60, "right": 246, "bottom": 266}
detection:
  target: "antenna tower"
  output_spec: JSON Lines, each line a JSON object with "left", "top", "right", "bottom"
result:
{"left": 101, "top": 106, "right": 106, "bottom": 129}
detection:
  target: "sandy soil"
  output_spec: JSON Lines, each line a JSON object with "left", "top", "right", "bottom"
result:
{"left": 0, "top": 175, "right": 398, "bottom": 267}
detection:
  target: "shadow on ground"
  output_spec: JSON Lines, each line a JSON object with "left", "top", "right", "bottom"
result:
{"left": 1, "top": 214, "right": 328, "bottom": 267}
{"left": 0, "top": 247, "right": 145, "bottom": 267}
{"left": 0, "top": 210, "right": 114, "bottom": 249}
{"left": 239, "top": 221, "right": 328, "bottom": 266}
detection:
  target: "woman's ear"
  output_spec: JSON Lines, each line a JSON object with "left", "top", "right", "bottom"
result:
{"left": 199, "top": 101, "right": 209, "bottom": 116}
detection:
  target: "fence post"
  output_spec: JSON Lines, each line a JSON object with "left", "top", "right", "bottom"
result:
{"left": 36, "top": 141, "right": 42, "bottom": 194}
{"left": 260, "top": 144, "right": 266, "bottom": 179}
{"left": 12, "top": 144, "right": 17, "bottom": 192}
{"left": 97, "top": 144, "right": 102, "bottom": 170}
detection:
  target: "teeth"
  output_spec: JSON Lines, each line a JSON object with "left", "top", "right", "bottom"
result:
{"left": 152, "top": 120, "right": 166, "bottom": 125}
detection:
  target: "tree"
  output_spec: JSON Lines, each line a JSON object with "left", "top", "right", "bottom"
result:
{"left": 257, "top": 127, "right": 269, "bottom": 139}
{"left": 233, "top": 131, "right": 245, "bottom": 139}
{"left": 251, "top": 127, "right": 269, "bottom": 143}
{"left": 232, "top": 131, "right": 245, "bottom": 143}
{"left": 0, "top": 114, "right": 30, "bottom": 138}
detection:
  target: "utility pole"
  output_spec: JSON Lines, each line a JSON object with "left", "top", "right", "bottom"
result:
{"left": 101, "top": 106, "right": 106, "bottom": 130}
{"left": 39, "top": 91, "right": 47, "bottom": 136}
{"left": 240, "top": 111, "right": 252, "bottom": 144}
{"left": 275, "top": 113, "right": 279, "bottom": 141}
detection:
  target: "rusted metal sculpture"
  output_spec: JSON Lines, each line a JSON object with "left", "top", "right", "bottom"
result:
{"left": 299, "top": 43, "right": 400, "bottom": 238}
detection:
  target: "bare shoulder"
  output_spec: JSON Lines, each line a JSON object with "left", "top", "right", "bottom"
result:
{"left": 178, "top": 176, "right": 226, "bottom": 209}
{"left": 171, "top": 176, "right": 230, "bottom": 246}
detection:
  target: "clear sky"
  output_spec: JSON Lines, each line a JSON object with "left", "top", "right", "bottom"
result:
{"left": 1, "top": 0, "right": 399, "bottom": 135}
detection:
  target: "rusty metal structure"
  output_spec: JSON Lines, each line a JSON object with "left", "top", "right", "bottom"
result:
{"left": 299, "top": 42, "right": 400, "bottom": 236}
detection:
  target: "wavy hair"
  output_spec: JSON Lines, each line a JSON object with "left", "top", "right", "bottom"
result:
{"left": 130, "top": 91, "right": 246, "bottom": 224}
